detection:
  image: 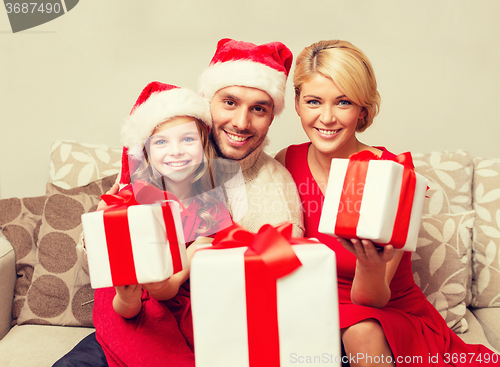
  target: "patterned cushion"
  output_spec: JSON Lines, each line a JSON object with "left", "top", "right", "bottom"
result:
{"left": 17, "top": 175, "right": 117, "bottom": 327}
{"left": 412, "top": 211, "right": 475, "bottom": 333}
{"left": 49, "top": 141, "right": 121, "bottom": 189}
{"left": 471, "top": 157, "right": 500, "bottom": 307}
{"left": 412, "top": 150, "right": 476, "bottom": 308}
{"left": 412, "top": 150, "right": 473, "bottom": 215}
{"left": 0, "top": 196, "right": 45, "bottom": 324}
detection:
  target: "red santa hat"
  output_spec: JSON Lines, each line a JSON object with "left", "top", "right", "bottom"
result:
{"left": 119, "top": 81, "right": 212, "bottom": 185}
{"left": 198, "top": 38, "right": 293, "bottom": 115}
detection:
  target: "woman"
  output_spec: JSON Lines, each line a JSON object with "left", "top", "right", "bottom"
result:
{"left": 275, "top": 40, "right": 498, "bottom": 366}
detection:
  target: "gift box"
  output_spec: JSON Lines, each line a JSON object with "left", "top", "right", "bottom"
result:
{"left": 81, "top": 186, "right": 187, "bottom": 289}
{"left": 318, "top": 151, "right": 428, "bottom": 251}
{"left": 191, "top": 223, "right": 340, "bottom": 367}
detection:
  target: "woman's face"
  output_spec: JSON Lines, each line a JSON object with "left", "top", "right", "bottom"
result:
{"left": 295, "top": 73, "right": 366, "bottom": 158}
{"left": 148, "top": 117, "right": 205, "bottom": 185}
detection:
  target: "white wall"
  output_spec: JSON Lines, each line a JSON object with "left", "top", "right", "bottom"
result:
{"left": 1, "top": 0, "right": 499, "bottom": 199}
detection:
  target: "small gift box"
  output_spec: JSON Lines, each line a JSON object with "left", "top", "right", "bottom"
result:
{"left": 81, "top": 183, "right": 187, "bottom": 289}
{"left": 318, "top": 151, "right": 428, "bottom": 251}
{"left": 191, "top": 223, "right": 340, "bottom": 367}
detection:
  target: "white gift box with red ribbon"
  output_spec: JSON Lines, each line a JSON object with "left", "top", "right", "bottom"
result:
{"left": 191, "top": 223, "right": 341, "bottom": 367}
{"left": 82, "top": 201, "right": 187, "bottom": 289}
{"left": 318, "top": 151, "right": 428, "bottom": 251}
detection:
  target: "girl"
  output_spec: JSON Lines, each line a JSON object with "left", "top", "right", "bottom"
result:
{"left": 93, "top": 81, "right": 232, "bottom": 367}
{"left": 275, "top": 40, "right": 499, "bottom": 366}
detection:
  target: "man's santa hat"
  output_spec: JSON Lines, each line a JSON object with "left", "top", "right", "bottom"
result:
{"left": 119, "top": 81, "right": 212, "bottom": 185}
{"left": 198, "top": 38, "right": 293, "bottom": 115}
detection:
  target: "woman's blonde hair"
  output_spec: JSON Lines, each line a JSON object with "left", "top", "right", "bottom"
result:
{"left": 131, "top": 117, "right": 221, "bottom": 233}
{"left": 293, "top": 40, "right": 380, "bottom": 132}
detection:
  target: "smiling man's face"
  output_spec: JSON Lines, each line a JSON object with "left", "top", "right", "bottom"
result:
{"left": 209, "top": 86, "right": 274, "bottom": 161}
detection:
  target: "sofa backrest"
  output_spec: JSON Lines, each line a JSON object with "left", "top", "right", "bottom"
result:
{"left": 44, "top": 143, "right": 500, "bottom": 333}
{"left": 411, "top": 150, "right": 500, "bottom": 333}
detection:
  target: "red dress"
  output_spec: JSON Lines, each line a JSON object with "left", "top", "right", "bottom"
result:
{"left": 286, "top": 143, "right": 499, "bottom": 366}
{"left": 93, "top": 196, "right": 233, "bottom": 367}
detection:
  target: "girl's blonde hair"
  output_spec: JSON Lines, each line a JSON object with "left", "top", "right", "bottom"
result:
{"left": 131, "top": 117, "right": 221, "bottom": 234}
{"left": 293, "top": 40, "right": 380, "bottom": 132}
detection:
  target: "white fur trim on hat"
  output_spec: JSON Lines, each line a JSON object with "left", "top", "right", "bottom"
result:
{"left": 198, "top": 60, "right": 287, "bottom": 115}
{"left": 121, "top": 88, "right": 212, "bottom": 159}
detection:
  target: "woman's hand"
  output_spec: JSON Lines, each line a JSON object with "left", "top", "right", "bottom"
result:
{"left": 337, "top": 238, "right": 399, "bottom": 308}
{"left": 113, "top": 284, "right": 142, "bottom": 318}
{"left": 97, "top": 183, "right": 119, "bottom": 211}
{"left": 338, "top": 238, "right": 395, "bottom": 267}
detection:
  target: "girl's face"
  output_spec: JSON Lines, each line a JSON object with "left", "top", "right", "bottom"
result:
{"left": 148, "top": 117, "right": 205, "bottom": 185}
{"left": 295, "top": 73, "right": 366, "bottom": 159}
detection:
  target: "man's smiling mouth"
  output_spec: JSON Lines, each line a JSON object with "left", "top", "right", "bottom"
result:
{"left": 226, "top": 131, "right": 250, "bottom": 142}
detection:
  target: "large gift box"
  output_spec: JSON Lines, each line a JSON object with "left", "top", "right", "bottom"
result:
{"left": 318, "top": 151, "right": 428, "bottom": 251}
{"left": 191, "top": 223, "right": 341, "bottom": 367}
{"left": 81, "top": 184, "right": 187, "bottom": 289}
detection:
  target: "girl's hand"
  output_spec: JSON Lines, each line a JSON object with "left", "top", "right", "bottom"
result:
{"left": 142, "top": 278, "right": 174, "bottom": 295}
{"left": 115, "top": 284, "right": 142, "bottom": 302}
{"left": 142, "top": 275, "right": 182, "bottom": 301}
{"left": 113, "top": 284, "right": 142, "bottom": 318}
{"left": 142, "top": 237, "right": 213, "bottom": 301}
{"left": 97, "top": 183, "right": 119, "bottom": 211}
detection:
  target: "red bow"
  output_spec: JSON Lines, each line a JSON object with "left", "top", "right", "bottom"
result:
{"left": 211, "top": 222, "right": 312, "bottom": 279}
{"left": 101, "top": 180, "right": 185, "bottom": 210}
{"left": 349, "top": 150, "right": 415, "bottom": 170}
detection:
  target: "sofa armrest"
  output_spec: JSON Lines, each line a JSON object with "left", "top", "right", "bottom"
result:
{"left": 0, "top": 235, "right": 16, "bottom": 340}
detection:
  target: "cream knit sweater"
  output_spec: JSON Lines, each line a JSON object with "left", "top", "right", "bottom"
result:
{"left": 216, "top": 143, "right": 305, "bottom": 237}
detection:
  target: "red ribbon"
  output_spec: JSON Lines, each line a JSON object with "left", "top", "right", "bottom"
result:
{"left": 210, "top": 223, "right": 316, "bottom": 366}
{"left": 334, "top": 151, "right": 417, "bottom": 249}
{"left": 100, "top": 181, "right": 183, "bottom": 286}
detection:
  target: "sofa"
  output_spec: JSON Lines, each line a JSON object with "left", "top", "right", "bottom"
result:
{"left": 0, "top": 141, "right": 499, "bottom": 366}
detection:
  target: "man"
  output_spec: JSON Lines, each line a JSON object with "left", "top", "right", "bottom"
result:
{"left": 198, "top": 38, "right": 303, "bottom": 236}
{"left": 53, "top": 38, "right": 303, "bottom": 367}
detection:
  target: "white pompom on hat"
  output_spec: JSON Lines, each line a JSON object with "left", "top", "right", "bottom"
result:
{"left": 119, "top": 81, "right": 212, "bottom": 185}
{"left": 198, "top": 38, "right": 293, "bottom": 116}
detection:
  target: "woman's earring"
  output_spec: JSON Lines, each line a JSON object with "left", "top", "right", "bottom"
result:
{"left": 357, "top": 118, "right": 366, "bottom": 131}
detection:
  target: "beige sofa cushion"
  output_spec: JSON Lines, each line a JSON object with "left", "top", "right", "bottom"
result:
{"left": 472, "top": 308, "right": 500, "bottom": 352}
{"left": 49, "top": 141, "right": 121, "bottom": 189}
{"left": 459, "top": 309, "right": 499, "bottom": 354}
{"left": 412, "top": 150, "right": 473, "bottom": 215}
{"left": 0, "top": 324, "right": 94, "bottom": 367}
{"left": 412, "top": 211, "right": 475, "bottom": 334}
{"left": 412, "top": 150, "right": 475, "bottom": 307}
{"left": 17, "top": 175, "right": 117, "bottom": 327}
{"left": 471, "top": 157, "right": 500, "bottom": 308}
{"left": 0, "top": 196, "right": 45, "bottom": 324}
{"left": 17, "top": 184, "right": 98, "bottom": 327}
